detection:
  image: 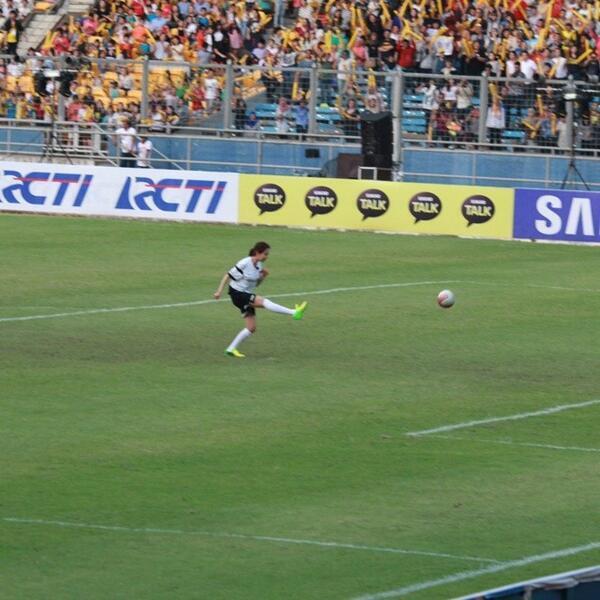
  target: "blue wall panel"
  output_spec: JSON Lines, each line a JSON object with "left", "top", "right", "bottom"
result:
{"left": 3, "top": 125, "right": 598, "bottom": 190}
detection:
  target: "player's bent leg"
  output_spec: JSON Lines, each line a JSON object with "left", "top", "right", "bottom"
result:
{"left": 225, "top": 314, "right": 256, "bottom": 358}
{"left": 252, "top": 295, "right": 265, "bottom": 308}
{"left": 244, "top": 314, "right": 257, "bottom": 333}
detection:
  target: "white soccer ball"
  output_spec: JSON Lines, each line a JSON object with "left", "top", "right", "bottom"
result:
{"left": 437, "top": 289, "right": 455, "bottom": 309}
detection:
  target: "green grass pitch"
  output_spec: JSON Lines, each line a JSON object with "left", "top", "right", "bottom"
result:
{"left": 1, "top": 213, "right": 599, "bottom": 600}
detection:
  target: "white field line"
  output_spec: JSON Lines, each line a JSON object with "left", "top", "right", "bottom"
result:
{"left": 405, "top": 399, "right": 600, "bottom": 437}
{"left": 1, "top": 278, "right": 598, "bottom": 324}
{"left": 430, "top": 435, "right": 600, "bottom": 454}
{"left": 352, "top": 541, "right": 600, "bottom": 600}
{"left": 1, "top": 517, "right": 499, "bottom": 564}
{"left": 0, "top": 280, "right": 457, "bottom": 323}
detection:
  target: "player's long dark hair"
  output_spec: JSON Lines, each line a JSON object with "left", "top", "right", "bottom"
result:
{"left": 249, "top": 241, "right": 270, "bottom": 256}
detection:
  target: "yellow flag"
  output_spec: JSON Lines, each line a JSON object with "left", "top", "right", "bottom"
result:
{"left": 367, "top": 69, "right": 376, "bottom": 88}
{"left": 574, "top": 48, "right": 592, "bottom": 64}
{"left": 357, "top": 6, "right": 366, "bottom": 31}
{"left": 380, "top": 0, "right": 391, "bottom": 25}
{"left": 347, "top": 28, "right": 359, "bottom": 49}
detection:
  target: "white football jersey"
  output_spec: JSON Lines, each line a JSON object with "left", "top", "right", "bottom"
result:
{"left": 228, "top": 256, "right": 263, "bottom": 293}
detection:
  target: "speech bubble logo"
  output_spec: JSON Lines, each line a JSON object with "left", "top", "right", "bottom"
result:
{"left": 409, "top": 192, "right": 442, "bottom": 223}
{"left": 462, "top": 195, "right": 495, "bottom": 227}
{"left": 254, "top": 183, "right": 286, "bottom": 215}
{"left": 305, "top": 186, "right": 338, "bottom": 218}
{"left": 356, "top": 189, "right": 390, "bottom": 220}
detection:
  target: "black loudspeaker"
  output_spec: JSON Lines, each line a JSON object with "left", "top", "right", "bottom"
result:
{"left": 305, "top": 148, "right": 320, "bottom": 158}
{"left": 360, "top": 111, "right": 393, "bottom": 180}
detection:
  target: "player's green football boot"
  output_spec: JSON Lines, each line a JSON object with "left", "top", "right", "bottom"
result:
{"left": 293, "top": 301, "right": 308, "bottom": 320}
{"left": 225, "top": 349, "right": 245, "bottom": 358}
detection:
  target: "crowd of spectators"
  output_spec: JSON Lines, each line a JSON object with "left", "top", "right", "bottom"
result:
{"left": 414, "top": 73, "right": 600, "bottom": 151}
{"left": 0, "top": 0, "right": 598, "bottom": 149}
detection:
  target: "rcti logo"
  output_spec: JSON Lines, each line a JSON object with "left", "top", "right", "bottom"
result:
{"left": 0, "top": 170, "right": 92, "bottom": 206}
{"left": 116, "top": 177, "right": 228, "bottom": 214}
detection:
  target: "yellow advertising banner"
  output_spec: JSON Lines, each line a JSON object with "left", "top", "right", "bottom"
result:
{"left": 239, "top": 175, "right": 514, "bottom": 239}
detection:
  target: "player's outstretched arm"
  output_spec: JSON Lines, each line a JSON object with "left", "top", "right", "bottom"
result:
{"left": 214, "top": 273, "right": 229, "bottom": 299}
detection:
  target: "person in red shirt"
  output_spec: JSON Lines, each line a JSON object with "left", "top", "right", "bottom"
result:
{"left": 66, "top": 96, "right": 82, "bottom": 122}
{"left": 130, "top": 0, "right": 145, "bottom": 18}
{"left": 397, "top": 38, "right": 416, "bottom": 70}
{"left": 119, "top": 32, "right": 133, "bottom": 58}
{"left": 53, "top": 27, "right": 71, "bottom": 55}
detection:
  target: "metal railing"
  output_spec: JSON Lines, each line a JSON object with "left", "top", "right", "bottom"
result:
{"left": 0, "top": 118, "right": 354, "bottom": 173}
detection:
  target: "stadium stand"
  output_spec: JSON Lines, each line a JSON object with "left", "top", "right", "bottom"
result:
{"left": 0, "top": 0, "right": 598, "bottom": 152}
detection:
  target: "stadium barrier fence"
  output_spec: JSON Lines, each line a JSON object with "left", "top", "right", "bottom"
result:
{"left": 2, "top": 161, "right": 599, "bottom": 243}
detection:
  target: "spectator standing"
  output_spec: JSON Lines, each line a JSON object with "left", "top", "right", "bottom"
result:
{"left": 441, "top": 79, "right": 459, "bottom": 110}
{"left": 275, "top": 111, "right": 289, "bottom": 135}
{"left": 4, "top": 11, "right": 22, "bottom": 56}
{"left": 486, "top": 99, "right": 505, "bottom": 149}
{"left": 456, "top": 80, "right": 473, "bottom": 117}
{"left": 419, "top": 80, "right": 441, "bottom": 130}
{"left": 555, "top": 115, "right": 568, "bottom": 152}
{"left": 115, "top": 117, "right": 137, "bottom": 167}
{"left": 233, "top": 96, "right": 247, "bottom": 131}
{"left": 203, "top": 69, "right": 220, "bottom": 114}
{"left": 552, "top": 48, "right": 568, "bottom": 80}
{"left": 340, "top": 97, "right": 360, "bottom": 140}
{"left": 521, "top": 108, "right": 540, "bottom": 147}
{"left": 136, "top": 134, "right": 152, "bottom": 168}
{"left": 337, "top": 50, "right": 352, "bottom": 96}
{"left": 519, "top": 51, "right": 538, "bottom": 80}
{"left": 365, "top": 84, "right": 385, "bottom": 113}
{"left": 295, "top": 99, "right": 308, "bottom": 138}
{"left": 396, "top": 38, "right": 415, "bottom": 71}
{"left": 165, "top": 105, "right": 180, "bottom": 133}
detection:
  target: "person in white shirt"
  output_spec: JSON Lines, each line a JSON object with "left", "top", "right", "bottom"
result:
{"left": 441, "top": 79, "right": 459, "bottom": 107}
{"left": 418, "top": 80, "right": 440, "bottom": 129}
{"left": 486, "top": 100, "right": 506, "bottom": 147}
{"left": 555, "top": 116, "right": 568, "bottom": 151}
{"left": 136, "top": 135, "right": 152, "bottom": 168}
{"left": 337, "top": 50, "right": 353, "bottom": 95}
{"left": 115, "top": 118, "right": 137, "bottom": 167}
{"left": 519, "top": 51, "right": 537, "bottom": 80}
{"left": 213, "top": 241, "right": 308, "bottom": 358}
{"left": 456, "top": 80, "right": 473, "bottom": 116}
{"left": 505, "top": 52, "right": 518, "bottom": 77}
{"left": 551, "top": 48, "right": 568, "bottom": 79}
{"left": 203, "top": 70, "right": 219, "bottom": 113}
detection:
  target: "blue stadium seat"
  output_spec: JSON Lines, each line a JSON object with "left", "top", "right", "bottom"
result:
{"left": 502, "top": 130, "right": 525, "bottom": 141}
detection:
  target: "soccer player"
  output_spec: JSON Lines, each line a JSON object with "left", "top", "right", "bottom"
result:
{"left": 213, "top": 241, "right": 307, "bottom": 358}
